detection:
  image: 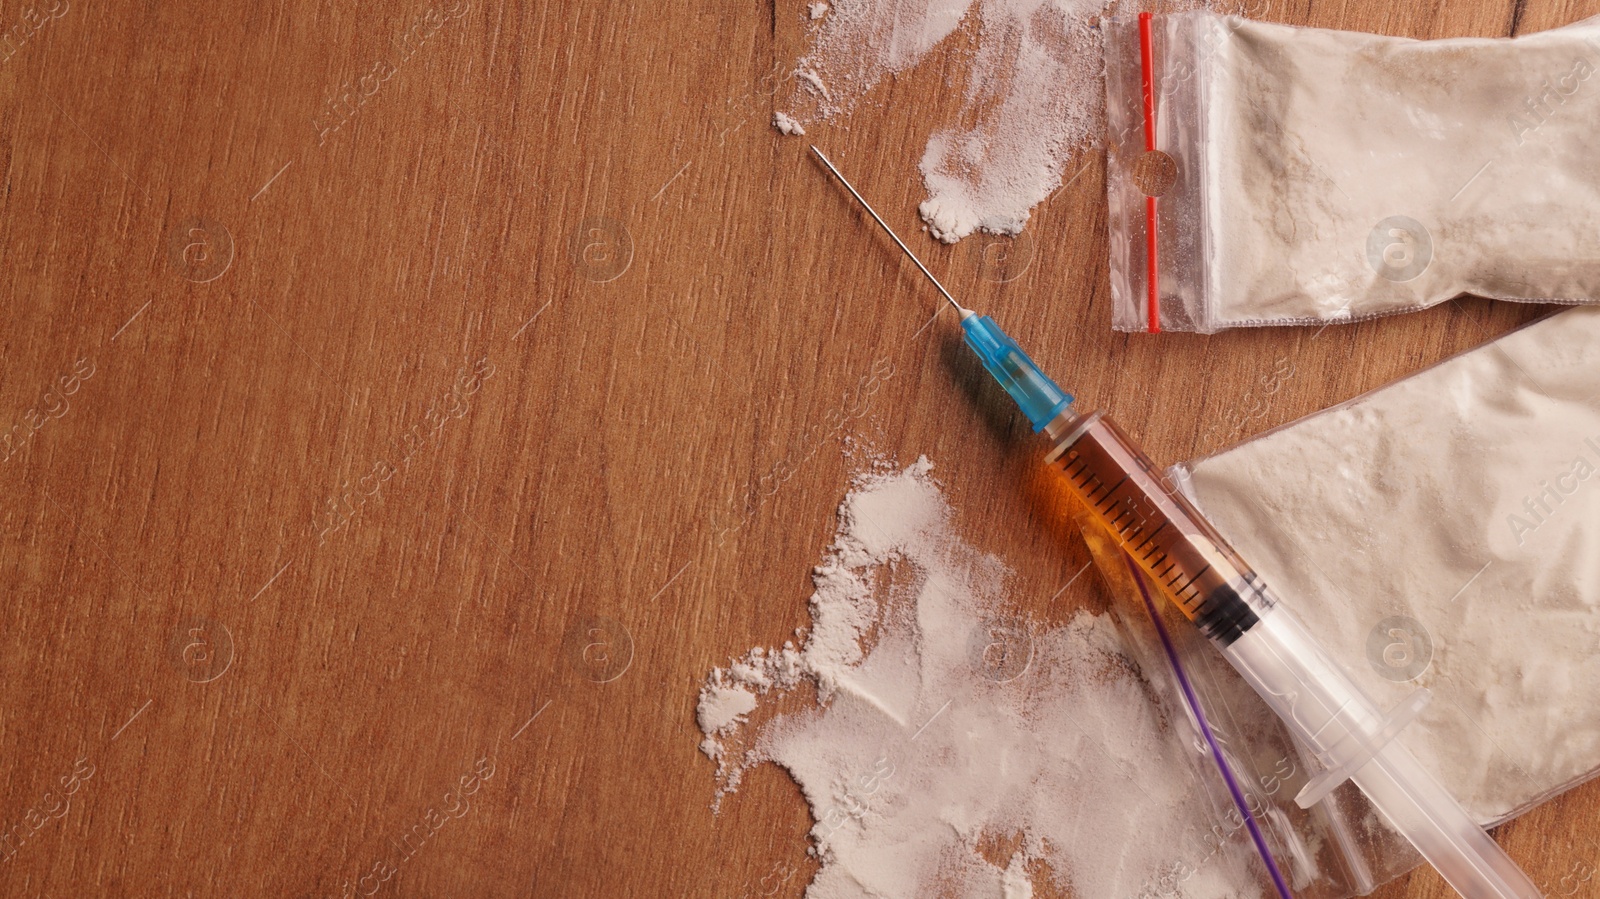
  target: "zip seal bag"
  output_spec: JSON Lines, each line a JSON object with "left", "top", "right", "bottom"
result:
{"left": 1168, "top": 305, "right": 1600, "bottom": 896}
{"left": 1105, "top": 11, "right": 1600, "bottom": 333}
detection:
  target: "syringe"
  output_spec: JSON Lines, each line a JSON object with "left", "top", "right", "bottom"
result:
{"left": 812, "top": 146, "right": 1543, "bottom": 899}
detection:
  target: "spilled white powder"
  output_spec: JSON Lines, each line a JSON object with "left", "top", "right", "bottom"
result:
{"left": 789, "top": 0, "right": 970, "bottom": 118}
{"left": 1001, "top": 853, "right": 1033, "bottom": 898}
{"left": 774, "top": 111, "right": 808, "bottom": 135}
{"left": 783, "top": 0, "right": 1115, "bottom": 242}
{"left": 1180, "top": 305, "right": 1600, "bottom": 824}
{"left": 810, "top": 1, "right": 831, "bottom": 19}
{"left": 699, "top": 459, "right": 1268, "bottom": 898}
{"left": 916, "top": 0, "right": 1109, "bottom": 242}
{"left": 698, "top": 683, "right": 759, "bottom": 733}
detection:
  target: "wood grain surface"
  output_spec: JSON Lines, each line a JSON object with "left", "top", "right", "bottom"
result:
{"left": 2, "top": 0, "right": 1598, "bottom": 895}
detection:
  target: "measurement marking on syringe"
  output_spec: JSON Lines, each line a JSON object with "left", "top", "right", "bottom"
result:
{"left": 1084, "top": 477, "right": 1119, "bottom": 504}
{"left": 1100, "top": 476, "right": 1129, "bottom": 503}
{"left": 1115, "top": 515, "right": 1147, "bottom": 543}
{"left": 1170, "top": 563, "right": 1211, "bottom": 593}
{"left": 1089, "top": 476, "right": 1129, "bottom": 507}
{"left": 1131, "top": 522, "right": 1168, "bottom": 552}
{"left": 1171, "top": 565, "right": 1212, "bottom": 606}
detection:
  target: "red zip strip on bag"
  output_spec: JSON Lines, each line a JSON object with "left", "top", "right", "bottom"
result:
{"left": 1139, "top": 12, "right": 1160, "bottom": 333}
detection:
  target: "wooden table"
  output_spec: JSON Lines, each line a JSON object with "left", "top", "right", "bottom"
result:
{"left": 1, "top": 0, "right": 1596, "bottom": 895}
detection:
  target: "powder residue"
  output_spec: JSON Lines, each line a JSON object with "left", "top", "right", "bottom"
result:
{"left": 1001, "top": 853, "right": 1034, "bottom": 898}
{"left": 917, "top": 0, "right": 1109, "bottom": 242}
{"left": 774, "top": 111, "right": 808, "bottom": 135}
{"left": 697, "top": 682, "right": 760, "bottom": 733}
{"left": 786, "top": 0, "right": 972, "bottom": 120}
{"left": 782, "top": 0, "right": 1119, "bottom": 243}
{"left": 698, "top": 458, "right": 1267, "bottom": 898}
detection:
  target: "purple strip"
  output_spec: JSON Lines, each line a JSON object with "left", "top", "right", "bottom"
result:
{"left": 1123, "top": 552, "right": 1295, "bottom": 899}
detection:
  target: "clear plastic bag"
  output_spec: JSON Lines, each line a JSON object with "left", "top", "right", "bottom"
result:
{"left": 1076, "top": 495, "right": 1424, "bottom": 898}
{"left": 1170, "top": 305, "right": 1600, "bottom": 894}
{"left": 1105, "top": 12, "right": 1600, "bottom": 333}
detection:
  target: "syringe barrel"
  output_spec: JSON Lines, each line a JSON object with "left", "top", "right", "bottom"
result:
{"left": 1045, "top": 410, "right": 1270, "bottom": 645}
{"left": 1225, "top": 606, "right": 1542, "bottom": 899}
{"left": 1046, "top": 410, "right": 1382, "bottom": 745}
{"left": 1046, "top": 410, "right": 1390, "bottom": 754}
{"left": 1045, "top": 408, "right": 1543, "bottom": 899}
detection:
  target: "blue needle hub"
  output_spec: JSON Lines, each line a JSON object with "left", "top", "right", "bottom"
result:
{"left": 959, "top": 313, "right": 1074, "bottom": 431}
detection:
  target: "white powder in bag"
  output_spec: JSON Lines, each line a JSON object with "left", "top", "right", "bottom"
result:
{"left": 1181, "top": 306, "right": 1600, "bottom": 822}
{"left": 1200, "top": 15, "right": 1600, "bottom": 327}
